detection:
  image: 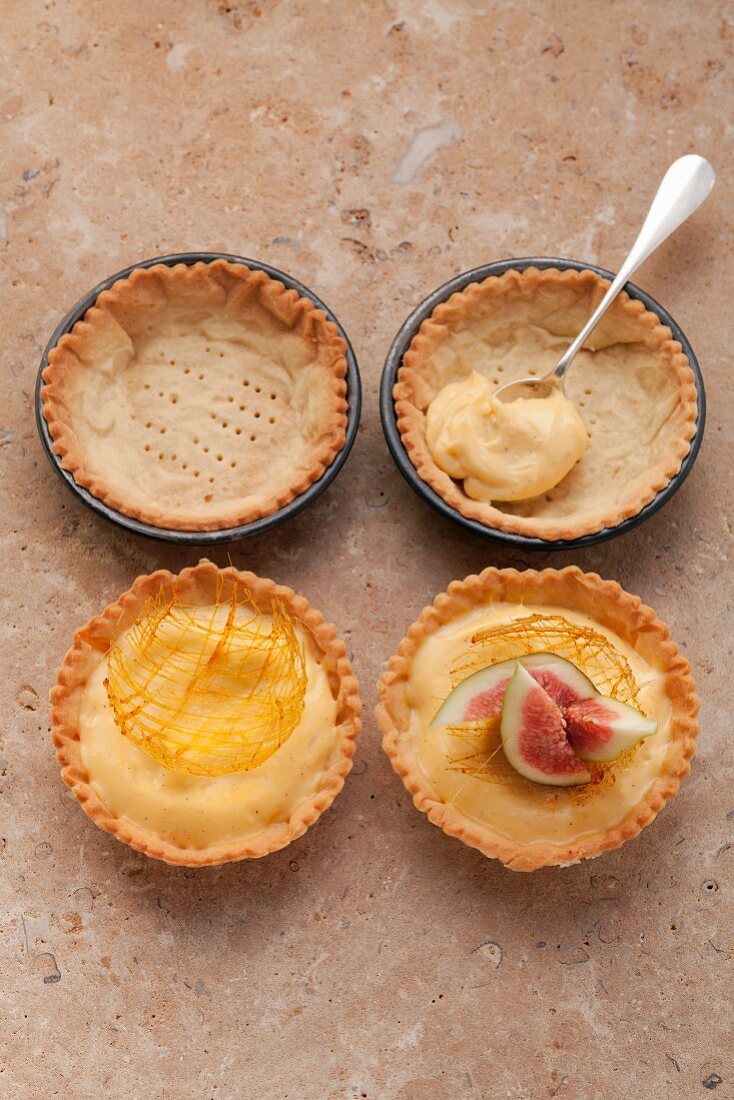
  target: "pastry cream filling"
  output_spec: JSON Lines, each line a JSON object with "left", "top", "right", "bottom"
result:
{"left": 426, "top": 371, "right": 588, "bottom": 502}
{"left": 78, "top": 608, "right": 339, "bottom": 849}
{"left": 406, "top": 603, "right": 671, "bottom": 849}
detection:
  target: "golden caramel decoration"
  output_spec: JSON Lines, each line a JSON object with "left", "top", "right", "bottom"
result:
{"left": 105, "top": 584, "right": 306, "bottom": 777}
{"left": 443, "top": 614, "right": 640, "bottom": 792}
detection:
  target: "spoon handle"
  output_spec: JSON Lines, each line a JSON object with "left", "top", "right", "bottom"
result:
{"left": 552, "top": 154, "right": 715, "bottom": 381}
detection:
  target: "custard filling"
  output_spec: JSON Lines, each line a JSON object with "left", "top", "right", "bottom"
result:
{"left": 426, "top": 371, "right": 588, "bottom": 501}
{"left": 406, "top": 603, "right": 671, "bottom": 848}
{"left": 78, "top": 607, "right": 339, "bottom": 849}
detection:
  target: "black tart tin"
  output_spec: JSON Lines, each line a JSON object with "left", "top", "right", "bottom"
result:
{"left": 380, "top": 256, "right": 705, "bottom": 550}
{"left": 36, "top": 252, "right": 362, "bottom": 544}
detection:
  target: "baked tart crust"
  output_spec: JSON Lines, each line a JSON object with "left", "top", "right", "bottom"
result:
{"left": 42, "top": 260, "right": 348, "bottom": 531}
{"left": 394, "top": 267, "right": 698, "bottom": 540}
{"left": 376, "top": 567, "right": 698, "bottom": 871}
{"left": 51, "top": 562, "right": 362, "bottom": 866}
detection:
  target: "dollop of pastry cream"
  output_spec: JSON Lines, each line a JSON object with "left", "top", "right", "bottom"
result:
{"left": 426, "top": 371, "right": 589, "bottom": 502}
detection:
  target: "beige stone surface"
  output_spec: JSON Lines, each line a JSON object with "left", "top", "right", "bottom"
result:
{"left": 1, "top": 2, "right": 732, "bottom": 1097}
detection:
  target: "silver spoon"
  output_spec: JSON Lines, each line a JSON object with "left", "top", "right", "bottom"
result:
{"left": 494, "top": 154, "right": 715, "bottom": 403}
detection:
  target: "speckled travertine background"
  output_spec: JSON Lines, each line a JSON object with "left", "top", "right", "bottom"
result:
{"left": 1, "top": 2, "right": 732, "bottom": 1098}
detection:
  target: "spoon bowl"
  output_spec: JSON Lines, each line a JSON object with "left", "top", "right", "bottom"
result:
{"left": 493, "top": 374, "right": 562, "bottom": 403}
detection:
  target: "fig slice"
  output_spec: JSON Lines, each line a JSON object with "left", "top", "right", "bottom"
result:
{"left": 565, "top": 696, "right": 657, "bottom": 762}
{"left": 500, "top": 664, "right": 591, "bottom": 787}
{"left": 430, "top": 651, "right": 595, "bottom": 728}
{"left": 431, "top": 650, "right": 657, "bottom": 785}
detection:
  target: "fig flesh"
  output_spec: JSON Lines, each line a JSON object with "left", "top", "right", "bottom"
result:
{"left": 500, "top": 664, "right": 592, "bottom": 786}
{"left": 565, "top": 696, "right": 657, "bottom": 762}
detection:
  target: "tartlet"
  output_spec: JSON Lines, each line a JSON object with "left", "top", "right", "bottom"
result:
{"left": 51, "top": 562, "right": 361, "bottom": 865}
{"left": 394, "top": 267, "right": 698, "bottom": 541}
{"left": 41, "top": 260, "right": 348, "bottom": 531}
{"left": 377, "top": 567, "right": 698, "bottom": 871}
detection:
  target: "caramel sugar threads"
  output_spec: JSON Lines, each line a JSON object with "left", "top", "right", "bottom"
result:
{"left": 105, "top": 583, "right": 307, "bottom": 776}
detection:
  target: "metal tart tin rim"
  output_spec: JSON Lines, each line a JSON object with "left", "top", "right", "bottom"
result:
{"left": 379, "top": 255, "right": 705, "bottom": 550}
{"left": 35, "top": 251, "right": 362, "bottom": 544}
